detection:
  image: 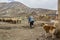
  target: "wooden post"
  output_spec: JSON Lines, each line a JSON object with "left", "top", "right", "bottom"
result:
{"left": 55, "top": 0, "right": 60, "bottom": 38}
{"left": 58, "top": 0, "right": 60, "bottom": 29}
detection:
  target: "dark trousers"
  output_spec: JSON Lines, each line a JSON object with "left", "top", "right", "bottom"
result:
{"left": 30, "top": 21, "right": 34, "bottom": 28}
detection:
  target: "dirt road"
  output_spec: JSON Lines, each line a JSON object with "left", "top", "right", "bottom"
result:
{"left": 0, "top": 22, "right": 60, "bottom": 40}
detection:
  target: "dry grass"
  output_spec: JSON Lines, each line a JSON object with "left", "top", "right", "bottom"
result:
{"left": 0, "top": 20, "right": 60, "bottom": 40}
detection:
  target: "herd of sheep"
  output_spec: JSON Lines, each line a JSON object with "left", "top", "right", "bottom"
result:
{"left": 0, "top": 17, "right": 22, "bottom": 24}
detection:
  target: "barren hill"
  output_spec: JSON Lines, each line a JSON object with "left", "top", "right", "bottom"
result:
{"left": 0, "top": 1, "right": 56, "bottom": 17}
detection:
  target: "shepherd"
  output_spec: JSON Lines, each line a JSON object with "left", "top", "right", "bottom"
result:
{"left": 28, "top": 16, "right": 34, "bottom": 28}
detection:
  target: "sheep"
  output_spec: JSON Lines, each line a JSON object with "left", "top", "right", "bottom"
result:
{"left": 0, "top": 18, "right": 3, "bottom": 22}
{"left": 0, "top": 17, "right": 22, "bottom": 24}
{"left": 3, "top": 18, "right": 11, "bottom": 22}
{"left": 17, "top": 18, "right": 22, "bottom": 23}
{"left": 11, "top": 18, "right": 18, "bottom": 24}
{"left": 50, "top": 20, "right": 58, "bottom": 27}
{"left": 41, "top": 23, "right": 56, "bottom": 39}
{"left": 41, "top": 20, "right": 59, "bottom": 39}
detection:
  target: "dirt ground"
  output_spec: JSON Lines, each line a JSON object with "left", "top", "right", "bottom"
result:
{"left": 0, "top": 22, "right": 60, "bottom": 40}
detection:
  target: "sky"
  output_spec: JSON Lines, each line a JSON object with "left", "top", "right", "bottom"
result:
{"left": 0, "top": 0, "right": 58, "bottom": 10}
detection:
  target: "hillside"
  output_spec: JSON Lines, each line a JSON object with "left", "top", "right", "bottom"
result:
{"left": 0, "top": 1, "right": 56, "bottom": 18}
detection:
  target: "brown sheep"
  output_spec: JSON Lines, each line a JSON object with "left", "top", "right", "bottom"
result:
{"left": 0, "top": 17, "right": 22, "bottom": 24}
{"left": 11, "top": 18, "right": 18, "bottom": 24}
{"left": 0, "top": 18, "right": 3, "bottom": 21}
{"left": 42, "top": 23, "right": 56, "bottom": 39}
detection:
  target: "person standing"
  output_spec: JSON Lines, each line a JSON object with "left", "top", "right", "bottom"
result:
{"left": 28, "top": 16, "right": 34, "bottom": 28}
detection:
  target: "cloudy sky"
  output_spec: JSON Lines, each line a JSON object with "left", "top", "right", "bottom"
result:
{"left": 0, "top": 0, "right": 58, "bottom": 10}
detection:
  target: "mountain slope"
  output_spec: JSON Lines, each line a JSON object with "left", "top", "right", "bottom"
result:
{"left": 0, "top": 1, "right": 56, "bottom": 17}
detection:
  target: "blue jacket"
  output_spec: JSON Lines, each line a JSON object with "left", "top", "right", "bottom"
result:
{"left": 28, "top": 16, "right": 34, "bottom": 22}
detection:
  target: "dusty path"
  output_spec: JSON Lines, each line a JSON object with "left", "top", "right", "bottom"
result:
{"left": 0, "top": 22, "right": 60, "bottom": 40}
{"left": 0, "top": 26, "right": 45, "bottom": 40}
